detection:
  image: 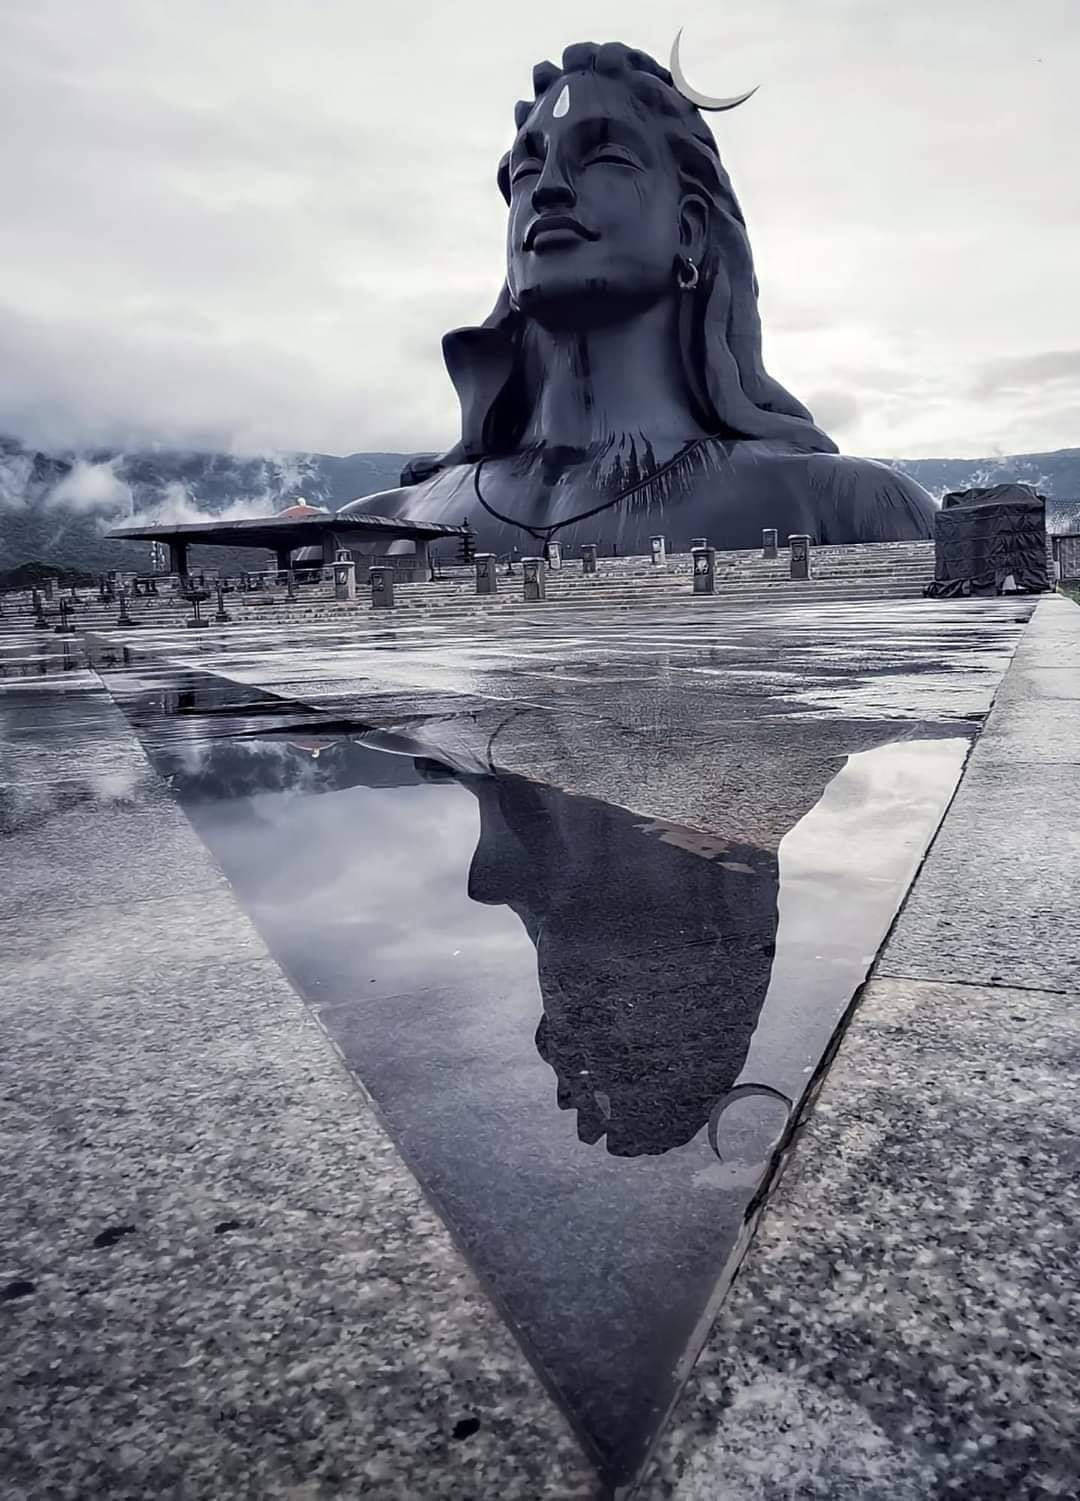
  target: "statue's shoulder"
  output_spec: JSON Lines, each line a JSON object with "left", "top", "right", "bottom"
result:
{"left": 337, "top": 485, "right": 414, "bottom": 518}
{"left": 716, "top": 441, "right": 936, "bottom": 543}
{"left": 337, "top": 463, "right": 476, "bottom": 525}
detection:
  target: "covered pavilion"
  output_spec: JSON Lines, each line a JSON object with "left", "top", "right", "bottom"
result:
{"left": 108, "top": 500, "right": 467, "bottom": 579}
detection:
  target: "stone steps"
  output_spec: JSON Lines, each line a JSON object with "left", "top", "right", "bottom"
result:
{"left": 0, "top": 540, "right": 938, "bottom": 632}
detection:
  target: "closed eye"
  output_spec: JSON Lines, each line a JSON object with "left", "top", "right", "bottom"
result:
{"left": 583, "top": 148, "right": 641, "bottom": 170}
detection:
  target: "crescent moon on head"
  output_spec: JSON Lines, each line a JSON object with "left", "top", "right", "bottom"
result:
{"left": 669, "top": 28, "right": 758, "bottom": 112}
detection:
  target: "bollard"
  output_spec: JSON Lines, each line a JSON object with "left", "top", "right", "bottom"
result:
{"left": 32, "top": 590, "right": 49, "bottom": 629}
{"left": 522, "top": 556, "right": 547, "bottom": 602}
{"left": 55, "top": 599, "right": 76, "bottom": 635}
{"left": 581, "top": 543, "right": 598, "bottom": 575}
{"left": 546, "top": 540, "right": 563, "bottom": 571}
{"left": 692, "top": 545, "right": 717, "bottom": 594}
{"left": 116, "top": 588, "right": 133, "bottom": 627}
{"left": 475, "top": 553, "right": 498, "bottom": 595}
{"left": 650, "top": 534, "right": 667, "bottom": 567}
{"left": 213, "top": 583, "right": 232, "bottom": 623}
{"left": 286, "top": 569, "right": 298, "bottom": 602}
{"left": 369, "top": 565, "right": 394, "bottom": 608}
{"left": 332, "top": 556, "right": 357, "bottom": 600}
{"left": 762, "top": 528, "right": 779, "bottom": 559}
{"left": 788, "top": 534, "right": 812, "bottom": 580}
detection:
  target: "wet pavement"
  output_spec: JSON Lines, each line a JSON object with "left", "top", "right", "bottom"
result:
{"left": 2, "top": 590, "right": 1069, "bottom": 1498}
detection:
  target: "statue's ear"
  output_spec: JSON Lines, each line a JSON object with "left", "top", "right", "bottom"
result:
{"left": 677, "top": 193, "right": 709, "bottom": 260}
{"left": 441, "top": 288, "right": 519, "bottom": 460}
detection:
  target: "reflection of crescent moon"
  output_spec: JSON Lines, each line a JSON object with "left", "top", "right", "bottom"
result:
{"left": 669, "top": 28, "right": 758, "bottom": 112}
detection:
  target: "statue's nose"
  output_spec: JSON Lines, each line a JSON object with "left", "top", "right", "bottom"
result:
{"left": 532, "top": 159, "right": 576, "bottom": 212}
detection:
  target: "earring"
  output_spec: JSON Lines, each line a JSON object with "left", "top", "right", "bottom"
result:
{"left": 676, "top": 255, "right": 699, "bottom": 292}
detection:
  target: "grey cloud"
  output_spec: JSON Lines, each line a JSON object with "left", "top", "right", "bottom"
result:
{"left": 805, "top": 390, "right": 860, "bottom": 435}
{"left": 0, "top": 0, "right": 1077, "bottom": 460}
{"left": 971, "top": 350, "right": 1080, "bottom": 398}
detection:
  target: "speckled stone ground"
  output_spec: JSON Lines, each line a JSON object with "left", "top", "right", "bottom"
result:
{"left": 637, "top": 972, "right": 1080, "bottom": 1501}
{"left": 0, "top": 682, "right": 597, "bottom": 1500}
{"left": 2, "top": 590, "right": 1076, "bottom": 1500}
{"left": 638, "top": 594, "right": 1080, "bottom": 1499}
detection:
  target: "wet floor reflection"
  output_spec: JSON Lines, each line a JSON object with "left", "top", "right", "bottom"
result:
{"left": 465, "top": 773, "right": 778, "bottom": 1158}
{"left": 107, "top": 670, "right": 967, "bottom": 1490}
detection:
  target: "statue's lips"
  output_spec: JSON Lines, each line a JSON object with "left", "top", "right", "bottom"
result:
{"left": 524, "top": 215, "right": 599, "bottom": 252}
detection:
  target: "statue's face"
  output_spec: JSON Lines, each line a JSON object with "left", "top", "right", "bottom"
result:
{"left": 505, "top": 72, "right": 684, "bottom": 326}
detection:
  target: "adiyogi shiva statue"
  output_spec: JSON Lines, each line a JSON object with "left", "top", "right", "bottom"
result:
{"left": 339, "top": 37, "right": 937, "bottom": 553}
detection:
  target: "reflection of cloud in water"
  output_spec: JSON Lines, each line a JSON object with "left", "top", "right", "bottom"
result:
{"left": 177, "top": 753, "right": 536, "bottom": 999}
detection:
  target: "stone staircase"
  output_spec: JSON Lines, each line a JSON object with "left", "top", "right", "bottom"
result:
{"left": 0, "top": 541, "right": 937, "bottom": 636}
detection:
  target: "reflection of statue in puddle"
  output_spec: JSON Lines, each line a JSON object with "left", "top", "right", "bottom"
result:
{"left": 463, "top": 771, "right": 783, "bottom": 1156}
{"left": 168, "top": 716, "right": 817, "bottom": 1159}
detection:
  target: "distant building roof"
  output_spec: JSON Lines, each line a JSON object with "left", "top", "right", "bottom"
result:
{"left": 107, "top": 510, "right": 466, "bottom": 550}
{"left": 276, "top": 499, "right": 331, "bottom": 519}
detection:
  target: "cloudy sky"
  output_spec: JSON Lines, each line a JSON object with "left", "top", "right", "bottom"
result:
{"left": 1, "top": 0, "right": 1077, "bottom": 460}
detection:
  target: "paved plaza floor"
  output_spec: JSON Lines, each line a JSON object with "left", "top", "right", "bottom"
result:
{"left": 1, "top": 591, "right": 1077, "bottom": 1498}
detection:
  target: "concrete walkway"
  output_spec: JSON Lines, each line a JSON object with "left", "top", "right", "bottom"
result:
{"left": 641, "top": 594, "right": 1080, "bottom": 1499}
{"left": 1, "top": 591, "right": 1076, "bottom": 1498}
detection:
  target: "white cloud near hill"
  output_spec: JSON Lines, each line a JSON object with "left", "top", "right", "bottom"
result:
{"left": 1, "top": 0, "right": 1078, "bottom": 460}
{"left": 46, "top": 459, "right": 131, "bottom": 514}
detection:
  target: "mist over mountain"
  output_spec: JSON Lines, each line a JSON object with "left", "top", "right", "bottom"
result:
{"left": 1, "top": 433, "right": 1078, "bottom": 574}
{"left": 0, "top": 438, "right": 407, "bottom": 573}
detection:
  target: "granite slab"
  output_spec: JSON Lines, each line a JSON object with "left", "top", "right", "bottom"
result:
{"left": 0, "top": 713, "right": 598, "bottom": 1499}
{"left": 638, "top": 974, "right": 1080, "bottom": 1500}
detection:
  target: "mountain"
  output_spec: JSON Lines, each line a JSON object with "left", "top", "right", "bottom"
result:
{"left": 0, "top": 438, "right": 408, "bottom": 574}
{"left": 1, "top": 435, "right": 1078, "bottom": 574}
{"left": 886, "top": 451, "right": 1080, "bottom": 528}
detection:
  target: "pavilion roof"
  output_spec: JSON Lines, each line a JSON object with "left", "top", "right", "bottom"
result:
{"left": 107, "top": 511, "right": 466, "bottom": 550}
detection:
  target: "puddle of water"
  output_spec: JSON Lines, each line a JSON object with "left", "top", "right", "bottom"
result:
{"left": 105, "top": 668, "right": 967, "bottom": 1491}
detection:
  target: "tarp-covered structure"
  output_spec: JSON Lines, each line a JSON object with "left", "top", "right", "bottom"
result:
{"left": 924, "top": 484, "right": 1050, "bottom": 598}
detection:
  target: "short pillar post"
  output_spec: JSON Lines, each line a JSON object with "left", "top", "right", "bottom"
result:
{"left": 545, "top": 540, "right": 562, "bottom": 571}
{"left": 692, "top": 545, "right": 717, "bottom": 595}
{"left": 43, "top": 577, "right": 55, "bottom": 601}
{"left": 369, "top": 565, "right": 394, "bottom": 608}
{"left": 475, "top": 553, "right": 497, "bottom": 595}
{"left": 650, "top": 535, "right": 667, "bottom": 567}
{"left": 581, "top": 543, "right": 598, "bottom": 575}
{"left": 332, "top": 552, "right": 356, "bottom": 600}
{"left": 32, "top": 590, "right": 49, "bottom": 628}
{"left": 285, "top": 569, "right": 298, "bottom": 601}
{"left": 115, "top": 587, "right": 136, "bottom": 627}
{"left": 213, "top": 582, "right": 231, "bottom": 623}
{"left": 762, "top": 528, "right": 779, "bottom": 559}
{"left": 55, "top": 599, "right": 76, "bottom": 635}
{"left": 522, "top": 557, "right": 547, "bottom": 602}
{"left": 788, "top": 534, "right": 812, "bottom": 580}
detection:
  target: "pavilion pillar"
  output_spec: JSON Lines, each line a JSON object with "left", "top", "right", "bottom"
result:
{"left": 168, "top": 540, "right": 189, "bottom": 577}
